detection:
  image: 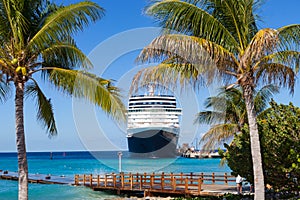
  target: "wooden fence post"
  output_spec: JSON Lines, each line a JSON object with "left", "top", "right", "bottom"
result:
{"left": 150, "top": 173, "right": 154, "bottom": 189}
{"left": 161, "top": 172, "right": 164, "bottom": 190}
{"left": 180, "top": 172, "right": 183, "bottom": 184}
{"left": 144, "top": 172, "right": 147, "bottom": 185}
{"left": 104, "top": 174, "right": 107, "bottom": 187}
{"left": 130, "top": 172, "right": 133, "bottom": 189}
{"left": 170, "top": 172, "right": 174, "bottom": 191}
{"left": 136, "top": 173, "right": 139, "bottom": 185}
{"left": 139, "top": 173, "right": 142, "bottom": 190}
{"left": 113, "top": 173, "right": 116, "bottom": 188}
{"left": 121, "top": 172, "right": 124, "bottom": 188}
{"left": 83, "top": 174, "right": 86, "bottom": 186}
{"left": 74, "top": 175, "right": 78, "bottom": 185}
{"left": 212, "top": 172, "right": 215, "bottom": 184}
{"left": 198, "top": 177, "right": 202, "bottom": 193}
{"left": 173, "top": 177, "right": 176, "bottom": 191}
{"left": 225, "top": 173, "right": 228, "bottom": 184}
{"left": 190, "top": 172, "right": 193, "bottom": 184}
{"left": 90, "top": 174, "right": 93, "bottom": 186}
{"left": 185, "top": 177, "right": 188, "bottom": 194}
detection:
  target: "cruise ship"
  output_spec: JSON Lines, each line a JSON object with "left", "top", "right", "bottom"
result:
{"left": 126, "top": 88, "right": 182, "bottom": 157}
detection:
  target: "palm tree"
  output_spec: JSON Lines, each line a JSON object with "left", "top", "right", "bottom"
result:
{"left": 0, "top": 1, "right": 125, "bottom": 199}
{"left": 132, "top": 0, "right": 300, "bottom": 199}
{"left": 196, "top": 85, "right": 279, "bottom": 150}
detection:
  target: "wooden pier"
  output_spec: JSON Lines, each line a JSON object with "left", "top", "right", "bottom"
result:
{"left": 74, "top": 172, "right": 237, "bottom": 197}
{"left": 1, "top": 169, "right": 241, "bottom": 197}
{"left": 0, "top": 170, "right": 74, "bottom": 185}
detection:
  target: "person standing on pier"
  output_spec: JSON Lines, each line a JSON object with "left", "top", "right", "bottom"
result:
{"left": 236, "top": 174, "right": 243, "bottom": 194}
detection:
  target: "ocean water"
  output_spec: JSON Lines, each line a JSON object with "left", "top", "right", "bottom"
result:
{"left": 0, "top": 151, "right": 232, "bottom": 200}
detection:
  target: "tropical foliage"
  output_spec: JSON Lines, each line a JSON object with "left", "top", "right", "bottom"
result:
{"left": 131, "top": 1, "right": 300, "bottom": 199}
{"left": 196, "top": 85, "right": 279, "bottom": 150}
{"left": 0, "top": 0, "right": 125, "bottom": 199}
{"left": 222, "top": 101, "right": 300, "bottom": 193}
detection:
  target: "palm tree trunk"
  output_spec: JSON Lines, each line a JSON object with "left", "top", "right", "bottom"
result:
{"left": 243, "top": 84, "right": 265, "bottom": 200}
{"left": 15, "top": 81, "right": 28, "bottom": 200}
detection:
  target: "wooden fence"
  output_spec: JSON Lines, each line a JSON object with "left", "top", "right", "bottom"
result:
{"left": 74, "top": 172, "right": 235, "bottom": 197}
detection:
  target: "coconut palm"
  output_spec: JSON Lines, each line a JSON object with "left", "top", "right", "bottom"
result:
{"left": 196, "top": 85, "right": 279, "bottom": 150}
{"left": 132, "top": 0, "right": 300, "bottom": 199}
{"left": 0, "top": 0, "right": 125, "bottom": 199}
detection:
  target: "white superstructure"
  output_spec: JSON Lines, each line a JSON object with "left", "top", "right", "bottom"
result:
{"left": 127, "top": 95, "right": 182, "bottom": 131}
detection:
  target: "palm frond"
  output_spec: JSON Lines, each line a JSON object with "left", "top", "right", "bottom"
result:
{"left": 242, "top": 28, "right": 278, "bottom": 68}
{"left": 200, "top": 123, "right": 239, "bottom": 150}
{"left": 256, "top": 62, "right": 295, "bottom": 94}
{"left": 138, "top": 32, "right": 238, "bottom": 66}
{"left": 40, "top": 42, "right": 93, "bottom": 70}
{"left": 145, "top": 0, "right": 239, "bottom": 51}
{"left": 12, "top": 3, "right": 29, "bottom": 49}
{"left": 256, "top": 51, "right": 300, "bottom": 74}
{"left": 277, "top": 24, "right": 300, "bottom": 51}
{"left": 0, "top": 1, "right": 10, "bottom": 41}
{"left": 209, "top": 0, "right": 259, "bottom": 50}
{"left": 203, "top": 95, "right": 228, "bottom": 110}
{"left": 202, "top": 87, "right": 246, "bottom": 123}
{"left": 194, "top": 110, "right": 226, "bottom": 125}
{"left": 28, "top": 1, "right": 104, "bottom": 50}
{"left": 197, "top": 84, "right": 278, "bottom": 150}
{"left": 25, "top": 79, "right": 57, "bottom": 136}
{"left": 256, "top": 107, "right": 272, "bottom": 120}
{"left": 48, "top": 68, "right": 125, "bottom": 121}
{"left": 130, "top": 62, "right": 206, "bottom": 94}
{"left": 0, "top": 81, "right": 11, "bottom": 103}
{"left": 254, "top": 84, "right": 279, "bottom": 113}
{"left": 1, "top": 0, "right": 29, "bottom": 50}
{"left": 136, "top": 34, "right": 238, "bottom": 86}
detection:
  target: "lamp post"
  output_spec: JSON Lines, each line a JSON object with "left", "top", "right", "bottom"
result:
{"left": 118, "top": 151, "right": 122, "bottom": 172}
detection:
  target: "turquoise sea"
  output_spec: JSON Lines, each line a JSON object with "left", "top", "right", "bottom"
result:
{"left": 0, "top": 151, "right": 232, "bottom": 200}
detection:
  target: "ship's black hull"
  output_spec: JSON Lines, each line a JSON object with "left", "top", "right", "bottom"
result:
{"left": 127, "top": 128, "right": 179, "bottom": 158}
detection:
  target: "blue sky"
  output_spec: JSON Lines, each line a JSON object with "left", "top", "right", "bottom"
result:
{"left": 0, "top": 0, "right": 299, "bottom": 152}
